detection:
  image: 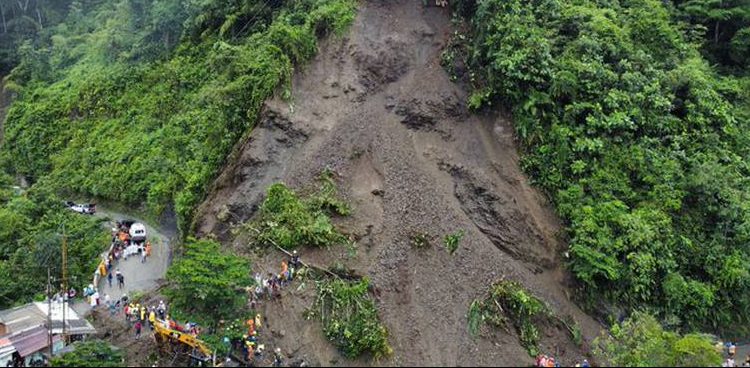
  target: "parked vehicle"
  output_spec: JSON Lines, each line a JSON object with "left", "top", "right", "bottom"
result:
{"left": 65, "top": 201, "right": 96, "bottom": 215}
{"left": 129, "top": 223, "right": 147, "bottom": 242}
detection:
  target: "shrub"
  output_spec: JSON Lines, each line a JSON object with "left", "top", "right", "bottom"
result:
{"left": 469, "top": 280, "right": 549, "bottom": 356}
{"left": 443, "top": 230, "right": 465, "bottom": 255}
{"left": 253, "top": 175, "right": 349, "bottom": 249}
{"left": 51, "top": 340, "right": 123, "bottom": 367}
{"left": 594, "top": 312, "right": 722, "bottom": 367}
{"left": 313, "top": 278, "right": 392, "bottom": 359}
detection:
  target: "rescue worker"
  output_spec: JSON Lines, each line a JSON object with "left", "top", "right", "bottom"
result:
{"left": 149, "top": 309, "right": 156, "bottom": 330}
{"left": 290, "top": 251, "right": 300, "bottom": 280}
{"left": 281, "top": 261, "right": 289, "bottom": 285}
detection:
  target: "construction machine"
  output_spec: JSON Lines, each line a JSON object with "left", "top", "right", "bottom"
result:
{"left": 153, "top": 320, "right": 219, "bottom": 366}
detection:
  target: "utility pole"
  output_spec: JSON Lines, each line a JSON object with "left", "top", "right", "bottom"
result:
{"left": 61, "top": 224, "right": 68, "bottom": 343}
{"left": 46, "top": 267, "right": 53, "bottom": 357}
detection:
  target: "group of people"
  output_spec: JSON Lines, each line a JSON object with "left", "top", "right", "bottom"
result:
{"left": 124, "top": 299, "right": 169, "bottom": 339}
{"left": 227, "top": 313, "right": 284, "bottom": 367}
{"left": 110, "top": 223, "right": 152, "bottom": 264}
{"left": 721, "top": 341, "right": 750, "bottom": 367}
{"left": 535, "top": 354, "right": 589, "bottom": 368}
{"left": 251, "top": 250, "right": 301, "bottom": 305}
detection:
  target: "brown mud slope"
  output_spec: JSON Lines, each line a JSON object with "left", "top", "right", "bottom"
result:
{"left": 195, "top": 0, "right": 602, "bottom": 366}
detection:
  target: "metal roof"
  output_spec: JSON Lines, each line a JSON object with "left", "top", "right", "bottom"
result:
{"left": 0, "top": 304, "right": 46, "bottom": 334}
{"left": 0, "top": 302, "right": 96, "bottom": 337}
{"left": 9, "top": 326, "right": 48, "bottom": 357}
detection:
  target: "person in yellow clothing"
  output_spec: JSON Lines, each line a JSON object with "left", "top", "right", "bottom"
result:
{"left": 149, "top": 309, "right": 156, "bottom": 330}
{"left": 254, "top": 313, "right": 262, "bottom": 330}
{"left": 140, "top": 305, "right": 146, "bottom": 322}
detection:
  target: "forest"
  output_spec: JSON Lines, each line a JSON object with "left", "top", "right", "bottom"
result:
{"left": 452, "top": 0, "right": 750, "bottom": 334}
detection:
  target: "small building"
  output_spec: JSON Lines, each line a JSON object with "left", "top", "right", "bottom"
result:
{"left": 0, "top": 301, "right": 96, "bottom": 366}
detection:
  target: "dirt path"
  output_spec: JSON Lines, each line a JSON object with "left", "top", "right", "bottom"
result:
{"left": 195, "top": 1, "right": 602, "bottom": 366}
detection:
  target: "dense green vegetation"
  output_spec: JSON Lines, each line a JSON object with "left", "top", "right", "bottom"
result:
{"left": 312, "top": 278, "right": 392, "bottom": 359}
{"left": 0, "top": 0, "right": 355, "bottom": 310}
{"left": 50, "top": 340, "right": 124, "bottom": 367}
{"left": 594, "top": 312, "right": 722, "bottom": 367}
{"left": 673, "top": 0, "right": 750, "bottom": 71}
{"left": 1, "top": 0, "right": 356, "bottom": 235}
{"left": 0, "top": 1, "right": 73, "bottom": 75}
{"left": 165, "top": 238, "right": 251, "bottom": 322}
{"left": 454, "top": 0, "right": 750, "bottom": 333}
{"left": 0, "top": 173, "right": 108, "bottom": 308}
{"left": 250, "top": 173, "right": 350, "bottom": 250}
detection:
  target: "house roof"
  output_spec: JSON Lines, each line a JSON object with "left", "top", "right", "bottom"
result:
{"left": 0, "top": 304, "right": 46, "bottom": 334}
{"left": 0, "top": 338, "right": 15, "bottom": 358}
{"left": 8, "top": 326, "right": 48, "bottom": 357}
{"left": 0, "top": 302, "right": 95, "bottom": 337}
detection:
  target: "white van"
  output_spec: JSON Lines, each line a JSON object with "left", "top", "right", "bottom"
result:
{"left": 129, "top": 223, "right": 147, "bottom": 242}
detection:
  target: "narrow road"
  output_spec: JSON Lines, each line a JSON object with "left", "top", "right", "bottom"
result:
{"left": 73, "top": 208, "right": 174, "bottom": 314}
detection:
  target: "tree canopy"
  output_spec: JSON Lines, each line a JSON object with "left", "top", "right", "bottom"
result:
{"left": 594, "top": 312, "right": 722, "bottom": 367}
{"left": 454, "top": 0, "right": 750, "bottom": 333}
{"left": 165, "top": 238, "right": 252, "bottom": 321}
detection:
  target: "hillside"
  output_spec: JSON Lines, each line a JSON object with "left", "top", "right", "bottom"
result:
{"left": 0, "top": 0, "right": 748, "bottom": 366}
{"left": 194, "top": 1, "right": 599, "bottom": 365}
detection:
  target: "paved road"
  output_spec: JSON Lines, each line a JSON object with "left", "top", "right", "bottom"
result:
{"left": 72, "top": 208, "right": 173, "bottom": 314}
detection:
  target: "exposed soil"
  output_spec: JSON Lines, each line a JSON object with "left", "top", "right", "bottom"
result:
{"left": 195, "top": 0, "right": 603, "bottom": 366}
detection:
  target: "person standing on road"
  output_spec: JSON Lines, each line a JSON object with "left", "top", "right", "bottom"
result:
{"left": 116, "top": 270, "right": 125, "bottom": 289}
{"left": 107, "top": 271, "right": 113, "bottom": 288}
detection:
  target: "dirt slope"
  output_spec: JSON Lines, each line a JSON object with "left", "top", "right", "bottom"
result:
{"left": 195, "top": 0, "right": 602, "bottom": 365}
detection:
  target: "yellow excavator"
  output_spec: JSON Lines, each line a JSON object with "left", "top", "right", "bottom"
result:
{"left": 153, "top": 319, "right": 219, "bottom": 366}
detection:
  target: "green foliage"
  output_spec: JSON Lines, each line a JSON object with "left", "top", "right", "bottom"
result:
{"left": 467, "top": 299, "right": 482, "bottom": 337}
{"left": 470, "top": 280, "right": 549, "bottom": 356}
{"left": 2, "top": 0, "right": 357, "bottom": 236}
{"left": 254, "top": 177, "right": 349, "bottom": 249}
{"left": 307, "top": 169, "right": 352, "bottom": 217}
{"left": 675, "top": 0, "right": 750, "bottom": 70}
{"left": 0, "top": 177, "right": 108, "bottom": 308}
{"left": 313, "top": 278, "right": 392, "bottom": 359}
{"left": 456, "top": 0, "right": 750, "bottom": 332}
{"left": 410, "top": 232, "right": 430, "bottom": 249}
{"left": 165, "top": 238, "right": 252, "bottom": 322}
{"left": 50, "top": 340, "right": 124, "bottom": 367}
{"left": 594, "top": 312, "right": 722, "bottom": 367}
{"left": 443, "top": 229, "right": 464, "bottom": 255}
